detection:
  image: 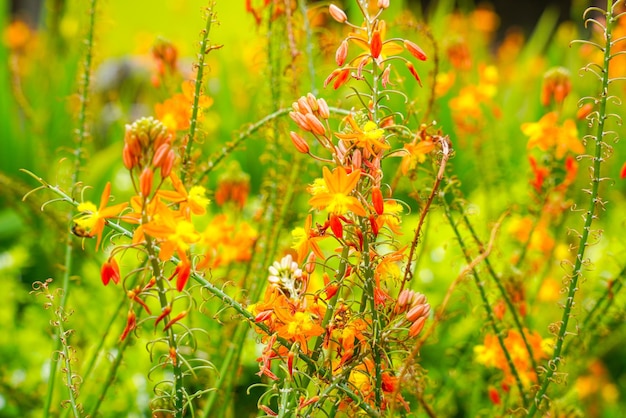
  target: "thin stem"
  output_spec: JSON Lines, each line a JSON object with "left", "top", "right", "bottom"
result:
{"left": 44, "top": 1, "right": 97, "bottom": 416}
{"left": 443, "top": 201, "right": 528, "bottom": 407}
{"left": 526, "top": 2, "right": 615, "bottom": 415}
{"left": 181, "top": 2, "right": 216, "bottom": 186}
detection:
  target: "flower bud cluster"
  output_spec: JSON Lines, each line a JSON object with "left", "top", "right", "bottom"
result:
{"left": 396, "top": 289, "right": 431, "bottom": 337}
{"left": 289, "top": 93, "right": 330, "bottom": 153}
{"left": 123, "top": 117, "right": 176, "bottom": 197}
{"left": 541, "top": 67, "right": 571, "bottom": 107}
{"left": 268, "top": 254, "right": 307, "bottom": 300}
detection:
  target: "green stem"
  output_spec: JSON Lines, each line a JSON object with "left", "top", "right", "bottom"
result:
{"left": 443, "top": 200, "right": 528, "bottom": 407}
{"left": 458, "top": 208, "right": 539, "bottom": 379}
{"left": 89, "top": 335, "right": 131, "bottom": 416}
{"left": 44, "top": 1, "right": 97, "bottom": 416}
{"left": 56, "top": 309, "right": 81, "bottom": 417}
{"left": 181, "top": 2, "right": 216, "bottom": 186}
{"left": 526, "top": 2, "right": 615, "bottom": 415}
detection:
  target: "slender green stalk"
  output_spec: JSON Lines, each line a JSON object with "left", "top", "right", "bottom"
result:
{"left": 44, "top": 1, "right": 97, "bottom": 416}
{"left": 527, "top": 5, "right": 616, "bottom": 415}
{"left": 181, "top": 2, "right": 216, "bottom": 186}
{"left": 443, "top": 200, "right": 528, "bottom": 407}
{"left": 88, "top": 336, "right": 131, "bottom": 416}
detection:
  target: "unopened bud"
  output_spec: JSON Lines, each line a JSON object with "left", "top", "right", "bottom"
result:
{"left": 408, "top": 316, "right": 427, "bottom": 337}
{"left": 305, "top": 113, "right": 326, "bottom": 136}
{"left": 378, "top": 0, "right": 389, "bottom": 9}
{"left": 329, "top": 4, "right": 348, "bottom": 23}
{"left": 317, "top": 98, "right": 330, "bottom": 119}
{"left": 336, "top": 40, "right": 348, "bottom": 67}
{"left": 140, "top": 167, "right": 154, "bottom": 197}
{"left": 371, "top": 30, "right": 382, "bottom": 59}
{"left": 404, "top": 39, "right": 427, "bottom": 61}
{"left": 306, "top": 93, "right": 319, "bottom": 112}
{"left": 297, "top": 96, "right": 312, "bottom": 114}
{"left": 160, "top": 149, "right": 176, "bottom": 178}
{"left": 290, "top": 131, "right": 310, "bottom": 154}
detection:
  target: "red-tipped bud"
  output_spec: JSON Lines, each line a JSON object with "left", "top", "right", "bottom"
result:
{"left": 371, "top": 30, "right": 382, "bottom": 59}
{"left": 290, "top": 131, "right": 310, "bottom": 154}
{"left": 336, "top": 40, "right": 348, "bottom": 67}
{"left": 378, "top": 0, "right": 389, "bottom": 9}
{"left": 404, "top": 39, "right": 427, "bottom": 61}
{"left": 372, "top": 187, "right": 384, "bottom": 215}
{"left": 489, "top": 387, "right": 501, "bottom": 406}
{"left": 255, "top": 310, "right": 273, "bottom": 322}
{"left": 406, "top": 62, "right": 422, "bottom": 86}
{"left": 161, "top": 149, "right": 176, "bottom": 178}
{"left": 155, "top": 305, "right": 173, "bottom": 328}
{"left": 305, "top": 113, "right": 326, "bottom": 136}
{"left": 621, "top": 162, "right": 626, "bottom": 180}
{"left": 259, "top": 406, "right": 278, "bottom": 417}
{"left": 317, "top": 98, "right": 330, "bottom": 119}
{"left": 329, "top": 4, "right": 348, "bottom": 23}
{"left": 369, "top": 215, "right": 379, "bottom": 237}
{"left": 323, "top": 272, "right": 339, "bottom": 300}
{"left": 101, "top": 257, "right": 121, "bottom": 286}
{"left": 139, "top": 167, "right": 154, "bottom": 198}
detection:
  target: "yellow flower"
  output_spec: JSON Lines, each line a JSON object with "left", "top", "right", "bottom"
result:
{"left": 308, "top": 167, "right": 366, "bottom": 216}
{"left": 522, "top": 112, "right": 584, "bottom": 159}
{"left": 74, "top": 182, "right": 128, "bottom": 250}
{"left": 335, "top": 115, "right": 390, "bottom": 155}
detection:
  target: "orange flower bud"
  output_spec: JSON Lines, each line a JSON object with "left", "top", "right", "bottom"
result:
{"left": 163, "top": 310, "right": 187, "bottom": 331}
{"left": 576, "top": 103, "right": 594, "bottom": 120}
{"left": 406, "top": 62, "right": 422, "bottom": 86}
{"left": 620, "top": 162, "right": 626, "bottom": 180}
{"left": 290, "top": 131, "right": 310, "bottom": 154}
{"left": 122, "top": 143, "right": 134, "bottom": 170}
{"left": 317, "top": 98, "right": 330, "bottom": 119}
{"left": 160, "top": 149, "right": 176, "bottom": 178}
{"left": 372, "top": 187, "right": 384, "bottom": 215}
{"left": 333, "top": 68, "right": 351, "bottom": 90}
{"left": 371, "top": 30, "right": 382, "bottom": 59}
{"left": 255, "top": 310, "right": 273, "bottom": 322}
{"left": 404, "top": 39, "right": 427, "bottom": 61}
{"left": 287, "top": 351, "right": 295, "bottom": 377}
{"left": 152, "top": 143, "right": 170, "bottom": 167}
{"left": 306, "top": 93, "right": 319, "bottom": 112}
{"left": 155, "top": 305, "right": 173, "bottom": 328}
{"left": 336, "top": 40, "right": 348, "bottom": 67}
{"left": 297, "top": 96, "right": 312, "bottom": 114}
{"left": 139, "top": 167, "right": 154, "bottom": 198}
{"left": 305, "top": 251, "right": 317, "bottom": 274}
{"left": 305, "top": 113, "right": 326, "bottom": 136}
{"left": 175, "top": 261, "right": 191, "bottom": 292}
{"left": 289, "top": 111, "right": 312, "bottom": 131}
{"left": 329, "top": 4, "right": 348, "bottom": 23}
{"left": 101, "top": 257, "right": 121, "bottom": 286}
{"left": 406, "top": 303, "right": 429, "bottom": 322}
{"left": 408, "top": 315, "right": 427, "bottom": 337}
{"left": 378, "top": 0, "right": 389, "bottom": 9}
{"left": 120, "top": 309, "right": 137, "bottom": 341}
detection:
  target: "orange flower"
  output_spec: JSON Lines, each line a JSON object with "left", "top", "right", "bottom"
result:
{"left": 74, "top": 182, "right": 128, "bottom": 250}
{"left": 309, "top": 166, "right": 366, "bottom": 216}
{"left": 142, "top": 209, "right": 200, "bottom": 261}
{"left": 522, "top": 112, "right": 584, "bottom": 159}
{"left": 158, "top": 172, "right": 210, "bottom": 217}
{"left": 155, "top": 81, "right": 212, "bottom": 131}
{"left": 335, "top": 115, "right": 390, "bottom": 155}
{"left": 291, "top": 214, "right": 327, "bottom": 263}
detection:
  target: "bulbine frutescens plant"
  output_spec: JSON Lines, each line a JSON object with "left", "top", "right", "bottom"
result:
{"left": 23, "top": 0, "right": 441, "bottom": 416}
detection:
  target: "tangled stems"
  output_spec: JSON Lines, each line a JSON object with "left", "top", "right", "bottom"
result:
{"left": 526, "top": 2, "right": 618, "bottom": 415}
{"left": 44, "top": 1, "right": 97, "bottom": 416}
{"left": 442, "top": 200, "right": 528, "bottom": 407}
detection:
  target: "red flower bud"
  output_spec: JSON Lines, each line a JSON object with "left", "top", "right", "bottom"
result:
{"left": 404, "top": 39, "right": 427, "bottom": 61}
{"left": 406, "top": 62, "right": 422, "bottom": 86}
{"left": 372, "top": 187, "right": 384, "bottom": 215}
{"left": 139, "top": 167, "right": 154, "bottom": 198}
{"left": 371, "top": 30, "right": 382, "bottom": 59}
{"left": 101, "top": 257, "right": 121, "bottom": 286}
{"left": 336, "top": 40, "right": 348, "bottom": 67}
